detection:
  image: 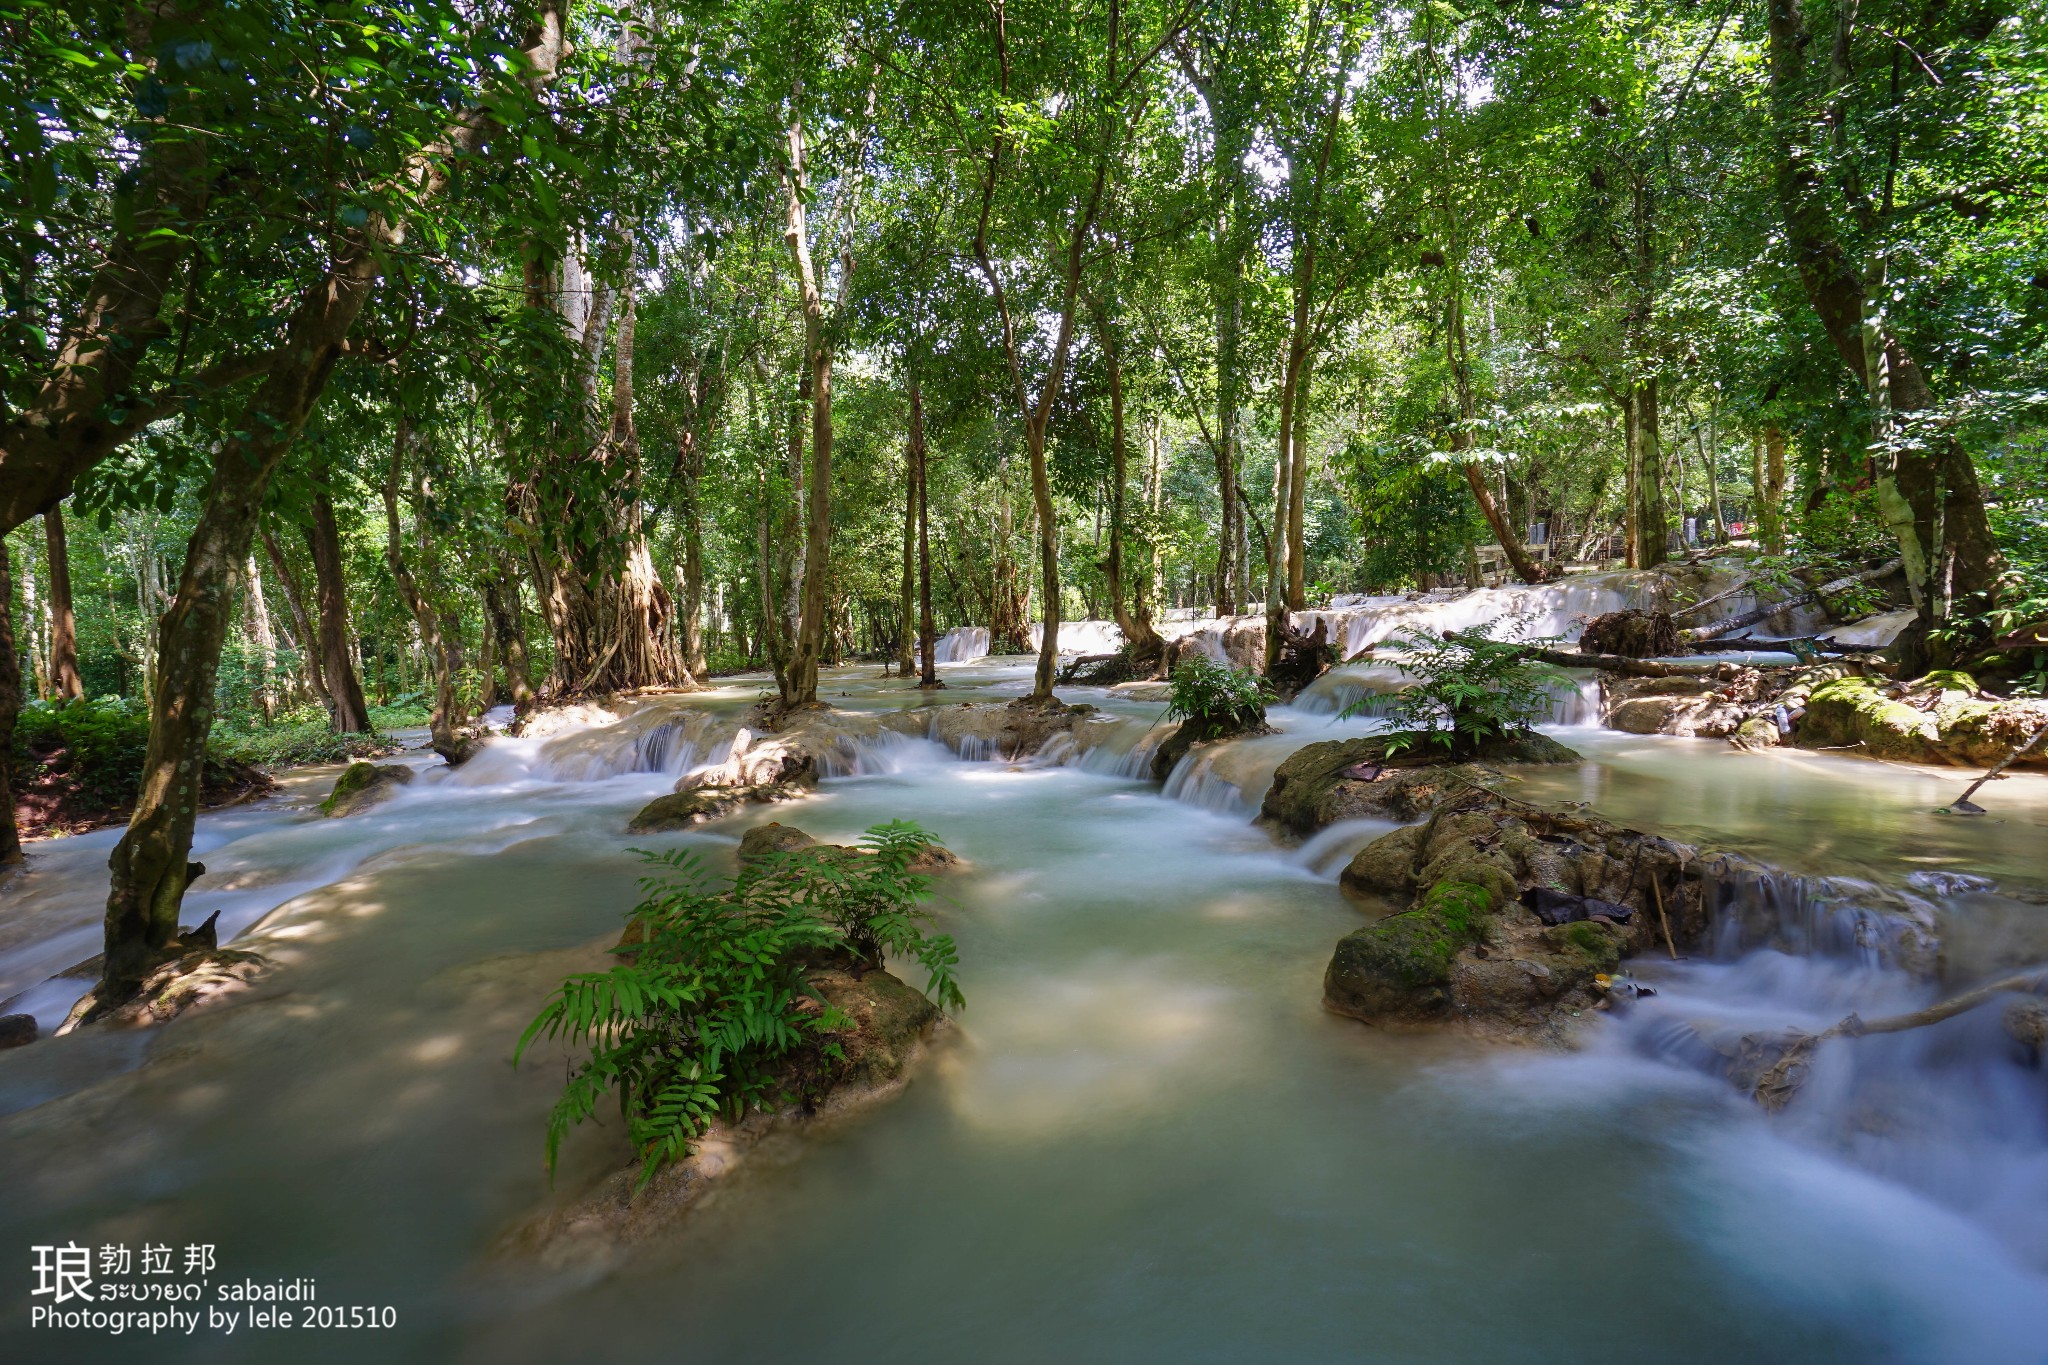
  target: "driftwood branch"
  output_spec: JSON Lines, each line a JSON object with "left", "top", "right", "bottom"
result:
{"left": 1949, "top": 718, "right": 2048, "bottom": 814}
{"left": 1745, "top": 967, "right": 2048, "bottom": 1109}
{"left": 1683, "top": 559, "right": 1901, "bottom": 641}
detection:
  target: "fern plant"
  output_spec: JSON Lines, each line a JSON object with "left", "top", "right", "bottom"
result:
{"left": 1165, "top": 656, "right": 1270, "bottom": 739}
{"left": 515, "top": 820, "right": 963, "bottom": 1188}
{"left": 1341, "top": 623, "right": 1569, "bottom": 756}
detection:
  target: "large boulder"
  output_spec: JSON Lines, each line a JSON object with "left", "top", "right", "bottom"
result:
{"left": 1260, "top": 731, "right": 1579, "bottom": 837}
{"left": 628, "top": 783, "right": 806, "bottom": 833}
{"left": 321, "top": 761, "right": 414, "bottom": 816}
{"left": 1323, "top": 792, "right": 1717, "bottom": 1040}
{"left": 1796, "top": 671, "right": 2048, "bottom": 768}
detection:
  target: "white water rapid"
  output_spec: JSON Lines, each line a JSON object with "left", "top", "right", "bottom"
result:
{"left": 2, "top": 597, "right": 2044, "bottom": 1364}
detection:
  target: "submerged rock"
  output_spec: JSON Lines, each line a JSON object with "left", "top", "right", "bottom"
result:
{"left": 320, "top": 761, "right": 414, "bottom": 816}
{"left": 628, "top": 782, "right": 808, "bottom": 833}
{"left": 0, "top": 1013, "right": 35, "bottom": 1049}
{"left": 889, "top": 698, "right": 1102, "bottom": 761}
{"left": 1259, "top": 731, "right": 1579, "bottom": 837}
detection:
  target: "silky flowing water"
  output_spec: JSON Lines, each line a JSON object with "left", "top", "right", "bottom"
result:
{"left": 3, "top": 648, "right": 2046, "bottom": 1362}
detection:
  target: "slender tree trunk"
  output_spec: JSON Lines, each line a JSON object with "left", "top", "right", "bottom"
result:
{"left": 1092, "top": 302, "right": 1162, "bottom": 665}
{"left": 781, "top": 110, "right": 836, "bottom": 708}
{"left": 1633, "top": 375, "right": 1668, "bottom": 567}
{"left": 1143, "top": 417, "right": 1164, "bottom": 630}
{"left": 307, "top": 490, "right": 372, "bottom": 733}
{"left": 1286, "top": 359, "right": 1311, "bottom": 609}
{"left": 483, "top": 571, "right": 535, "bottom": 711}
{"left": 680, "top": 428, "right": 707, "bottom": 678}
{"left": 1621, "top": 391, "right": 1640, "bottom": 568}
{"left": 1447, "top": 282, "right": 1546, "bottom": 583}
{"left": 42, "top": 506, "right": 83, "bottom": 699}
{"left": 243, "top": 553, "right": 278, "bottom": 719}
{"left": 897, "top": 417, "right": 916, "bottom": 675}
{"left": 0, "top": 541, "right": 22, "bottom": 864}
{"left": 261, "top": 528, "right": 329, "bottom": 711}
{"left": 911, "top": 374, "right": 940, "bottom": 688}
{"left": 1760, "top": 424, "right": 1788, "bottom": 555}
{"left": 382, "top": 414, "right": 469, "bottom": 761}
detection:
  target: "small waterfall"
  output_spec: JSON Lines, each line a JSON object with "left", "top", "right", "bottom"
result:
{"left": 932, "top": 626, "right": 992, "bottom": 664}
{"left": 1028, "top": 619, "right": 1126, "bottom": 655}
{"left": 1293, "top": 818, "right": 1405, "bottom": 878}
{"left": 1160, "top": 748, "right": 1251, "bottom": 815}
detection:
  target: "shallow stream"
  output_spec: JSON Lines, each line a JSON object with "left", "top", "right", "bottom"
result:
{"left": 3, "top": 650, "right": 2046, "bottom": 1363}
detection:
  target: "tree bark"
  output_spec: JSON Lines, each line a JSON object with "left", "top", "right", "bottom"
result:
{"left": 679, "top": 426, "right": 707, "bottom": 677}
{"left": 780, "top": 107, "right": 838, "bottom": 709}
{"left": 306, "top": 488, "right": 372, "bottom": 733}
{"left": 243, "top": 553, "right": 279, "bottom": 719}
{"left": 897, "top": 410, "right": 917, "bottom": 676}
{"left": 43, "top": 505, "right": 84, "bottom": 699}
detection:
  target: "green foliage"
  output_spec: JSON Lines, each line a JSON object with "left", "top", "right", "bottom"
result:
{"left": 1165, "top": 657, "right": 1270, "bottom": 737}
{"left": 1345, "top": 622, "right": 1570, "bottom": 756}
{"left": 12, "top": 697, "right": 150, "bottom": 806}
{"left": 516, "top": 821, "right": 963, "bottom": 1188}
{"left": 207, "top": 720, "right": 390, "bottom": 770}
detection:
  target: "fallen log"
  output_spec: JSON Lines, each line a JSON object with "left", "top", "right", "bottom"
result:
{"left": 1439, "top": 630, "right": 1728, "bottom": 679}
{"left": 1683, "top": 559, "right": 1901, "bottom": 641}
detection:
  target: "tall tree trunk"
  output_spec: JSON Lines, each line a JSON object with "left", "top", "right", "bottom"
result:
{"left": 483, "top": 571, "right": 535, "bottom": 711}
{"left": 1092, "top": 300, "right": 1162, "bottom": 664}
{"left": 1759, "top": 424, "right": 1788, "bottom": 555}
{"left": 1765, "top": 0, "right": 2000, "bottom": 665}
{"left": 911, "top": 373, "right": 940, "bottom": 688}
{"left": 42, "top": 506, "right": 83, "bottom": 699}
{"left": 261, "top": 527, "right": 329, "bottom": 711}
{"left": 0, "top": 541, "right": 22, "bottom": 864}
{"left": 897, "top": 418, "right": 916, "bottom": 675}
{"left": 1447, "top": 282, "right": 1547, "bottom": 583}
{"left": 243, "top": 553, "right": 279, "bottom": 720}
{"left": 86, "top": 2, "right": 570, "bottom": 1017}
{"left": 1143, "top": 417, "right": 1164, "bottom": 630}
{"left": 307, "top": 489, "right": 372, "bottom": 732}
{"left": 781, "top": 111, "right": 835, "bottom": 708}
{"left": 679, "top": 427, "right": 707, "bottom": 677}
{"left": 382, "top": 414, "right": 470, "bottom": 762}
{"left": 1621, "top": 391, "right": 1640, "bottom": 568}
{"left": 1632, "top": 376, "right": 1668, "bottom": 567}
{"left": 989, "top": 460, "right": 1030, "bottom": 652}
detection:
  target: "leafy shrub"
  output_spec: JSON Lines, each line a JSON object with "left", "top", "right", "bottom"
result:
{"left": 1344, "top": 622, "right": 1569, "bottom": 756}
{"left": 208, "top": 720, "right": 391, "bottom": 769}
{"left": 13, "top": 696, "right": 152, "bottom": 807}
{"left": 516, "top": 820, "right": 964, "bottom": 1187}
{"left": 1165, "top": 656, "right": 1270, "bottom": 739}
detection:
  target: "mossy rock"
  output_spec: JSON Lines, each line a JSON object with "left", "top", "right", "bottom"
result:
{"left": 1798, "top": 676, "right": 1938, "bottom": 760}
{"left": 1262, "top": 731, "right": 1577, "bottom": 836}
{"left": 320, "top": 761, "right": 414, "bottom": 817}
{"left": 1323, "top": 878, "right": 1495, "bottom": 1022}
{"left": 738, "top": 821, "right": 820, "bottom": 863}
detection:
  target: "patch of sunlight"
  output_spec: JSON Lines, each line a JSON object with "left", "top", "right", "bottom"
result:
{"left": 941, "top": 957, "right": 1236, "bottom": 1140}
{"left": 409, "top": 1034, "right": 464, "bottom": 1065}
